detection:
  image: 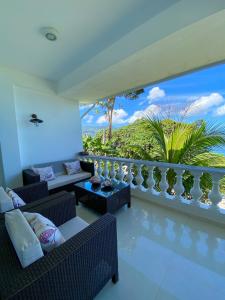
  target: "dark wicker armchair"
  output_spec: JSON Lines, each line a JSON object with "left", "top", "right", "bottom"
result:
{"left": 0, "top": 191, "right": 118, "bottom": 300}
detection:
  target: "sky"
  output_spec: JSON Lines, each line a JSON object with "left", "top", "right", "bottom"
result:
{"left": 80, "top": 63, "right": 225, "bottom": 132}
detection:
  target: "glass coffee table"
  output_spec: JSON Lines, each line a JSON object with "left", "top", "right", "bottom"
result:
{"left": 74, "top": 180, "right": 131, "bottom": 214}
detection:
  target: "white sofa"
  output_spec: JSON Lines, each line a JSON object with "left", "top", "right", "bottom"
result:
{"left": 23, "top": 159, "right": 94, "bottom": 192}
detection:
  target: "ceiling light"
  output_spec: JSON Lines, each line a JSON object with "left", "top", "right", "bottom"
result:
{"left": 41, "top": 27, "right": 58, "bottom": 41}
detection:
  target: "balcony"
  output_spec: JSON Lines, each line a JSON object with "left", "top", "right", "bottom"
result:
{"left": 78, "top": 155, "right": 225, "bottom": 299}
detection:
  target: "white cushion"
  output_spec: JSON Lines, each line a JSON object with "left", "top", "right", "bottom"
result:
{"left": 47, "top": 171, "right": 91, "bottom": 190}
{"left": 6, "top": 188, "right": 26, "bottom": 208}
{"left": 0, "top": 186, "right": 14, "bottom": 213}
{"left": 5, "top": 209, "right": 44, "bottom": 268}
{"left": 58, "top": 216, "right": 89, "bottom": 241}
{"left": 32, "top": 166, "right": 55, "bottom": 181}
{"left": 23, "top": 212, "right": 65, "bottom": 252}
{"left": 64, "top": 161, "right": 81, "bottom": 175}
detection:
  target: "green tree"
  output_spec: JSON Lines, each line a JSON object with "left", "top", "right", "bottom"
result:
{"left": 145, "top": 117, "right": 225, "bottom": 195}
{"left": 97, "top": 89, "right": 144, "bottom": 141}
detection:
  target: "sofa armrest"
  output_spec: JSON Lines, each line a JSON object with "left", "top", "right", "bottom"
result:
{"left": 21, "top": 191, "right": 76, "bottom": 226}
{"left": 13, "top": 182, "right": 48, "bottom": 203}
{"left": 80, "top": 161, "right": 95, "bottom": 176}
{"left": 2, "top": 214, "right": 118, "bottom": 300}
{"left": 22, "top": 169, "right": 40, "bottom": 185}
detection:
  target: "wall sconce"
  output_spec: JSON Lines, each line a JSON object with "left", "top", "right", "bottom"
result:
{"left": 29, "top": 114, "right": 43, "bottom": 126}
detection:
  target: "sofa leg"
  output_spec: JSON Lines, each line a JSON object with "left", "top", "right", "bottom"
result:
{"left": 112, "top": 273, "right": 119, "bottom": 284}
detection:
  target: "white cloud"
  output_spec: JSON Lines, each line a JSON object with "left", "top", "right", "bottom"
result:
{"left": 96, "top": 109, "right": 128, "bottom": 124}
{"left": 215, "top": 104, "right": 225, "bottom": 116}
{"left": 127, "top": 104, "right": 161, "bottom": 124}
{"left": 182, "top": 93, "right": 224, "bottom": 116}
{"left": 83, "top": 114, "right": 94, "bottom": 124}
{"left": 147, "top": 87, "right": 165, "bottom": 101}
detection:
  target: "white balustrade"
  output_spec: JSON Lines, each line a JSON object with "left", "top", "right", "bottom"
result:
{"left": 208, "top": 173, "right": 223, "bottom": 210}
{"left": 103, "top": 160, "right": 109, "bottom": 179}
{"left": 110, "top": 160, "right": 116, "bottom": 182}
{"left": 135, "top": 164, "right": 145, "bottom": 191}
{"left": 79, "top": 154, "right": 225, "bottom": 222}
{"left": 96, "top": 159, "right": 103, "bottom": 179}
{"left": 159, "top": 167, "right": 169, "bottom": 197}
{"left": 190, "top": 171, "right": 203, "bottom": 204}
{"left": 146, "top": 166, "right": 156, "bottom": 193}
{"left": 118, "top": 162, "right": 125, "bottom": 183}
{"left": 126, "top": 163, "right": 134, "bottom": 188}
{"left": 174, "top": 169, "right": 185, "bottom": 202}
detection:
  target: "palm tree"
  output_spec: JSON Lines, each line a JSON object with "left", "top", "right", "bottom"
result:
{"left": 145, "top": 116, "right": 225, "bottom": 194}
{"left": 98, "top": 89, "right": 144, "bottom": 141}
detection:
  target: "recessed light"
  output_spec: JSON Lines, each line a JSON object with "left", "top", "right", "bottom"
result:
{"left": 41, "top": 27, "right": 58, "bottom": 41}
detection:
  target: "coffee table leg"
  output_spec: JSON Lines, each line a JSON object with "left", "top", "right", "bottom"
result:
{"left": 128, "top": 202, "right": 131, "bottom": 208}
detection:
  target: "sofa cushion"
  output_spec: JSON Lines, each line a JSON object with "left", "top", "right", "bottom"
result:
{"left": 32, "top": 166, "right": 55, "bottom": 181}
{"left": 33, "top": 159, "right": 76, "bottom": 176}
{"left": 5, "top": 209, "right": 44, "bottom": 268}
{"left": 58, "top": 216, "right": 89, "bottom": 241}
{"left": 6, "top": 188, "right": 26, "bottom": 208}
{"left": 47, "top": 171, "right": 91, "bottom": 190}
{"left": 64, "top": 161, "right": 81, "bottom": 175}
{"left": 0, "top": 186, "right": 14, "bottom": 213}
{"left": 23, "top": 212, "right": 65, "bottom": 252}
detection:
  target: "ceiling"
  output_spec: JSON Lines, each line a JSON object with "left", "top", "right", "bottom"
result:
{"left": 1, "top": 0, "right": 225, "bottom": 102}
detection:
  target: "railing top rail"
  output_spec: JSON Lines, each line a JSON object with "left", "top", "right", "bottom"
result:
{"left": 79, "top": 154, "right": 225, "bottom": 175}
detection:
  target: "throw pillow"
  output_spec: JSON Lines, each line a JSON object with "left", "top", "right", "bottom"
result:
{"left": 32, "top": 166, "right": 55, "bottom": 181}
{"left": 0, "top": 186, "right": 14, "bottom": 213}
{"left": 23, "top": 212, "right": 65, "bottom": 252}
{"left": 5, "top": 209, "right": 44, "bottom": 268}
{"left": 64, "top": 161, "right": 81, "bottom": 175}
{"left": 6, "top": 188, "right": 26, "bottom": 208}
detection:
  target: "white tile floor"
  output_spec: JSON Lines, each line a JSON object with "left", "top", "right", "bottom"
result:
{"left": 77, "top": 198, "right": 225, "bottom": 300}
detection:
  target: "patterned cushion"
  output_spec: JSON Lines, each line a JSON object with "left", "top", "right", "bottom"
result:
{"left": 23, "top": 212, "right": 65, "bottom": 252}
{"left": 0, "top": 186, "right": 14, "bottom": 213}
{"left": 64, "top": 161, "right": 81, "bottom": 175}
{"left": 32, "top": 166, "right": 55, "bottom": 181}
{"left": 6, "top": 188, "right": 26, "bottom": 208}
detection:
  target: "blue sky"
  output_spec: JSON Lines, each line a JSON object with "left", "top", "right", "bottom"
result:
{"left": 80, "top": 63, "right": 225, "bottom": 128}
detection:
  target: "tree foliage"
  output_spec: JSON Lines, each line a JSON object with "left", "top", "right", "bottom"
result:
{"left": 83, "top": 118, "right": 225, "bottom": 196}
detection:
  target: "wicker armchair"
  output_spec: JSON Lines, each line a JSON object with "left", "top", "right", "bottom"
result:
{"left": 0, "top": 191, "right": 118, "bottom": 300}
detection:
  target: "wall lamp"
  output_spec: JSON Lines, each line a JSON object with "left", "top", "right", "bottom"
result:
{"left": 29, "top": 114, "right": 43, "bottom": 126}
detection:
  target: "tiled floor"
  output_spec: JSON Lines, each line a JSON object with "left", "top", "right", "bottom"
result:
{"left": 77, "top": 197, "right": 225, "bottom": 300}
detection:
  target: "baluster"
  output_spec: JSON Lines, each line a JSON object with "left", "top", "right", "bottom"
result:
{"left": 159, "top": 167, "right": 169, "bottom": 197}
{"left": 96, "top": 159, "right": 103, "bottom": 179}
{"left": 118, "top": 162, "right": 125, "bottom": 183}
{"left": 208, "top": 173, "right": 223, "bottom": 210}
{"left": 110, "top": 160, "right": 117, "bottom": 182}
{"left": 93, "top": 160, "right": 97, "bottom": 176}
{"left": 135, "top": 164, "right": 145, "bottom": 191}
{"left": 190, "top": 171, "right": 203, "bottom": 204}
{"left": 174, "top": 169, "right": 185, "bottom": 201}
{"left": 146, "top": 166, "right": 156, "bottom": 194}
{"left": 126, "top": 163, "right": 134, "bottom": 188}
{"left": 103, "top": 160, "right": 109, "bottom": 179}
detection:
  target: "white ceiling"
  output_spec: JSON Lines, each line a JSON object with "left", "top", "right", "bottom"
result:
{"left": 0, "top": 0, "right": 176, "bottom": 80}
{"left": 1, "top": 0, "right": 225, "bottom": 102}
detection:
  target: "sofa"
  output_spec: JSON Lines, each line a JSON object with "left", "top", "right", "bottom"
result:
{"left": 0, "top": 191, "right": 118, "bottom": 300}
{"left": 23, "top": 159, "right": 94, "bottom": 193}
{"left": 0, "top": 181, "right": 71, "bottom": 217}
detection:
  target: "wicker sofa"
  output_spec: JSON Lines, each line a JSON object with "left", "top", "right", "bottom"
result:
{"left": 0, "top": 181, "right": 67, "bottom": 217}
{"left": 22, "top": 159, "right": 94, "bottom": 194}
{"left": 0, "top": 191, "right": 118, "bottom": 300}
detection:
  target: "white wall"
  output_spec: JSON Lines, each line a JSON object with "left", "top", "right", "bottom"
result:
{"left": 0, "top": 67, "right": 82, "bottom": 187}
{"left": 15, "top": 87, "right": 82, "bottom": 168}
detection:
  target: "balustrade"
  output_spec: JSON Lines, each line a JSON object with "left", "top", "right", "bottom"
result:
{"left": 80, "top": 154, "right": 225, "bottom": 218}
